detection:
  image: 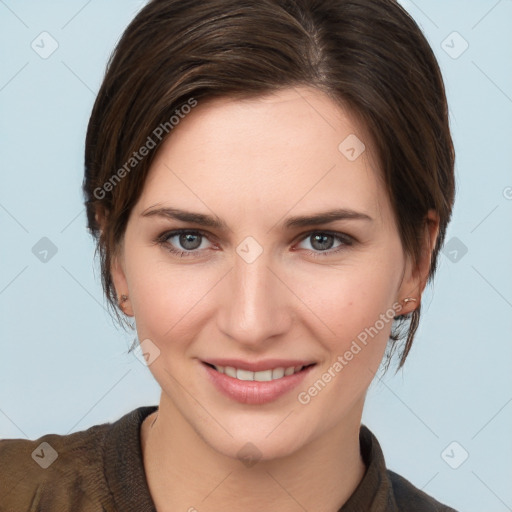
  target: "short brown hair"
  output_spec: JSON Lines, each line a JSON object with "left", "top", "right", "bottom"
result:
{"left": 83, "top": 0, "right": 455, "bottom": 368}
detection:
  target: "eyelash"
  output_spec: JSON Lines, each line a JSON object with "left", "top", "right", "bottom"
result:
{"left": 154, "top": 229, "right": 354, "bottom": 259}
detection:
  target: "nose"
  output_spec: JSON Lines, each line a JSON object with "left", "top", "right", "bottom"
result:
{"left": 216, "top": 248, "right": 292, "bottom": 349}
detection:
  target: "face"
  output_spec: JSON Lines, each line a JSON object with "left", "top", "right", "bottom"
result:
{"left": 111, "top": 86, "right": 430, "bottom": 461}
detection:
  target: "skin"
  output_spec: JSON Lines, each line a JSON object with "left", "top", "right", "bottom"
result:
{"left": 106, "top": 86, "right": 439, "bottom": 512}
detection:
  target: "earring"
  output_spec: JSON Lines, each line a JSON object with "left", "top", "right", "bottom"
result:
{"left": 394, "top": 297, "right": 417, "bottom": 319}
{"left": 118, "top": 294, "right": 129, "bottom": 308}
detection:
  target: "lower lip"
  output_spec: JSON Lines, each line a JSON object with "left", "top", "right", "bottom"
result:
{"left": 202, "top": 363, "right": 315, "bottom": 405}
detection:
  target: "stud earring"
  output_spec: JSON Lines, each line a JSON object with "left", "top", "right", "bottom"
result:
{"left": 402, "top": 297, "right": 417, "bottom": 304}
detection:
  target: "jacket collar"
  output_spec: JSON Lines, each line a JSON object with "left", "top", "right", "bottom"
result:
{"left": 103, "top": 406, "right": 396, "bottom": 511}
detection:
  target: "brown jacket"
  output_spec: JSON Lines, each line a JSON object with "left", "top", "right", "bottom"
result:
{"left": 0, "top": 406, "right": 458, "bottom": 511}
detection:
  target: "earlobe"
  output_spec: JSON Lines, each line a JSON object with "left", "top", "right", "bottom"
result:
{"left": 118, "top": 293, "right": 132, "bottom": 316}
{"left": 111, "top": 252, "right": 134, "bottom": 317}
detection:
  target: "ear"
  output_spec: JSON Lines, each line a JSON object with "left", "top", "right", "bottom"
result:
{"left": 96, "top": 207, "right": 134, "bottom": 318}
{"left": 110, "top": 243, "right": 134, "bottom": 317}
{"left": 396, "top": 209, "right": 440, "bottom": 314}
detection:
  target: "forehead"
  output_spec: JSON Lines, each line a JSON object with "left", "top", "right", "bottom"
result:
{"left": 136, "top": 86, "right": 389, "bottom": 227}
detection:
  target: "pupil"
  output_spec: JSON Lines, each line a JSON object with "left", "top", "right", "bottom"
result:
{"left": 312, "top": 234, "right": 332, "bottom": 251}
{"left": 180, "top": 233, "right": 201, "bottom": 250}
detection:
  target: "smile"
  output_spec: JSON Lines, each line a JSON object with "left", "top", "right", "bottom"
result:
{"left": 202, "top": 360, "right": 316, "bottom": 404}
{"left": 208, "top": 364, "right": 309, "bottom": 381}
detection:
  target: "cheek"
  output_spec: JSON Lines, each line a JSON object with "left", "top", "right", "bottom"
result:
{"left": 290, "top": 254, "right": 401, "bottom": 350}
{"left": 125, "top": 247, "right": 223, "bottom": 344}
{"left": 292, "top": 266, "right": 400, "bottom": 412}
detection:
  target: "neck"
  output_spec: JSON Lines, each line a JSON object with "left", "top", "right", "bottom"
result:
{"left": 141, "top": 395, "right": 366, "bottom": 512}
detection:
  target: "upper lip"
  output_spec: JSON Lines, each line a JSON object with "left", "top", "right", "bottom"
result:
{"left": 201, "top": 358, "right": 316, "bottom": 372}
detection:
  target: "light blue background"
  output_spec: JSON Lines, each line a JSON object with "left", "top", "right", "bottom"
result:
{"left": 1, "top": 1, "right": 511, "bottom": 510}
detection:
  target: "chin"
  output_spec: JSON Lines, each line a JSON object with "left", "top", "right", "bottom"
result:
{"left": 214, "top": 434, "right": 305, "bottom": 465}
{"left": 195, "top": 414, "right": 315, "bottom": 464}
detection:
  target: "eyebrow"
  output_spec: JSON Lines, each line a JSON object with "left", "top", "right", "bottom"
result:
{"left": 140, "top": 206, "right": 373, "bottom": 230}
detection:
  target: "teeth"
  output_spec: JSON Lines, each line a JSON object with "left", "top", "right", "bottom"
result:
{"left": 213, "top": 365, "right": 305, "bottom": 381}
{"left": 224, "top": 366, "right": 236, "bottom": 378}
{"left": 272, "top": 367, "right": 285, "bottom": 379}
{"left": 254, "top": 369, "right": 272, "bottom": 382}
{"left": 237, "top": 369, "right": 254, "bottom": 381}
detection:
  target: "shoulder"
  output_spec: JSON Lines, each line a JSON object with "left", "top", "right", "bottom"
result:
{"left": 387, "top": 470, "right": 458, "bottom": 512}
{"left": 0, "top": 407, "right": 156, "bottom": 511}
{"left": 356, "top": 425, "right": 459, "bottom": 512}
{"left": 0, "top": 421, "right": 111, "bottom": 511}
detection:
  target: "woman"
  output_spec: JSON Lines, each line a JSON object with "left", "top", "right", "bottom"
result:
{"left": 0, "top": 0, "right": 458, "bottom": 510}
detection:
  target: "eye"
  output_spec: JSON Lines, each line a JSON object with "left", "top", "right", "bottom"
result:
{"left": 155, "top": 229, "right": 354, "bottom": 259}
{"left": 156, "top": 229, "right": 214, "bottom": 257}
{"left": 295, "top": 231, "right": 353, "bottom": 257}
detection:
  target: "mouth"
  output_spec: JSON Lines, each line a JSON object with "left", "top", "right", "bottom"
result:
{"left": 203, "top": 362, "right": 316, "bottom": 382}
{"left": 201, "top": 360, "right": 317, "bottom": 405}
